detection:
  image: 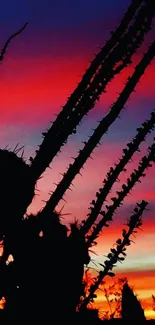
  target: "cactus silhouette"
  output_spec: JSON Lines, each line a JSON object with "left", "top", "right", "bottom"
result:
{"left": 86, "top": 141, "right": 155, "bottom": 246}
{"left": 79, "top": 200, "right": 148, "bottom": 310}
{"left": 30, "top": 0, "right": 155, "bottom": 182}
{"left": 121, "top": 282, "right": 146, "bottom": 322}
{"left": 40, "top": 42, "right": 155, "bottom": 216}
{"left": 0, "top": 1, "right": 155, "bottom": 324}
{"left": 80, "top": 110, "right": 155, "bottom": 237}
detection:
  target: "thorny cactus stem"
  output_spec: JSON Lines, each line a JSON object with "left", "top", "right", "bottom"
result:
{"left": 79, "top": 200, "right": 148, "bottom": 310}
{"left": 39, "top": 41, "right": 155, "bottom": 218}
{"left": 87, "top": 141, "right": 155, "bottom": 247}
{"left": 44, "top": 0, "right": 155, "bottom": 171}
{"left": 30, "top": 1, "right": 154, "bottom": 182}
{"left": 80, "top": 110, "right": 155, "bottom": 236}
{"left": 54, "top": 2, "right": 155, "bottom": 126}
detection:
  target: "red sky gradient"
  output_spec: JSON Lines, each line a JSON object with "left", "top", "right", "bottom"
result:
{"left": 1, "top": 0, "right": 155, "bottom": 319}
{"left": 0, "top": 54, "right": 155, "bottom": 126}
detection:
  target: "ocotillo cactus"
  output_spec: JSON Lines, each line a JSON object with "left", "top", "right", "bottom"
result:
{"left": 80, "top": 109, "right": 155, "bottom": 237}
{"left": 87, "top": 141, "right": 155, "bottom": 246}
{"left": 30, "top": 0, "right": 155, "bottom": 182}
{"left": 79, "top": 200, "right": 148, "bottom": 310}
{"left": 38, "top": 41, "right": 155, "bottom": 217}
{"left": 0, "top": 1, "right": 155, "bottom": 324}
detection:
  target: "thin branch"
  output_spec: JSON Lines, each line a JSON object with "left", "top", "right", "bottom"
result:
{"left": 0, "top": 23, "right": 28, "bottom": 62}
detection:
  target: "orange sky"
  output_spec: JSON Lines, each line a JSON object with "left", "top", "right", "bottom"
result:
{"left": 91, "top": 270, "right": 155, "bottom": 319}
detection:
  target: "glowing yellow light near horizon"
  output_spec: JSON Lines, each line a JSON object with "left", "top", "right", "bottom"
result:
{"left": 6, "top": 254, "right": 14, "bottom": 265}
{"left": 39, "top": 231, "right": 44, "bottom": 237}
{"left": 145, "top": 309, "right": 155, "bottom": 319}
{"left": 0, "top": 297, "right": 6, "bottom": 309}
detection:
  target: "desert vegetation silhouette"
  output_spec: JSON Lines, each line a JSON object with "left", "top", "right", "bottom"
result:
{"left": 0, "top": 0, "right": 155, "bottom": 324}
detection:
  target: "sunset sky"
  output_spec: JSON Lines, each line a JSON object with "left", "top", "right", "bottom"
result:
{"left": 1, "top": 0, "right": 155, "bottom": 319}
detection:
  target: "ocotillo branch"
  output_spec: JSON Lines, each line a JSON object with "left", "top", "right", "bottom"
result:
{"left": 80, "top": 109, "right": 155, "bottom": 236}
{"left": 38, "top": 41, "right": 155, "bottom": 218}
{"left": 79, "top": 200, "right": 148, "bottom": 310}
{"left": 87, "top": 141, "right": 155, "bottom": 246}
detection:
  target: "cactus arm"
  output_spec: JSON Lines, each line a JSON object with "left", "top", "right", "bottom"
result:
{"left": 68, "top": 1, "right": 155, "bottom": 124}
{"left": 30, "top": 1, "right": 150, "bottom": 181}
{"left": 87, "top": 141, "right": 155, "bottom": 246}
{"left": 80, "top": 110, "right": 155, "bottom": 236}
{"left": 39, "top": 41, "right": 155, "bottom": 217}
{"left": 41, "top": 0, "right": 143, "bottom": 127}
{"left": 42, "top": 0, "right": 144, "bottom": 122}
{"left": 79, "top": 200, "right": 148, "bottom": 310}
{"left": 44, "top": 2, "right": 155, "bottom": 168}
{"left": 0, "top": 23, "right": 28, "bottom": 63}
